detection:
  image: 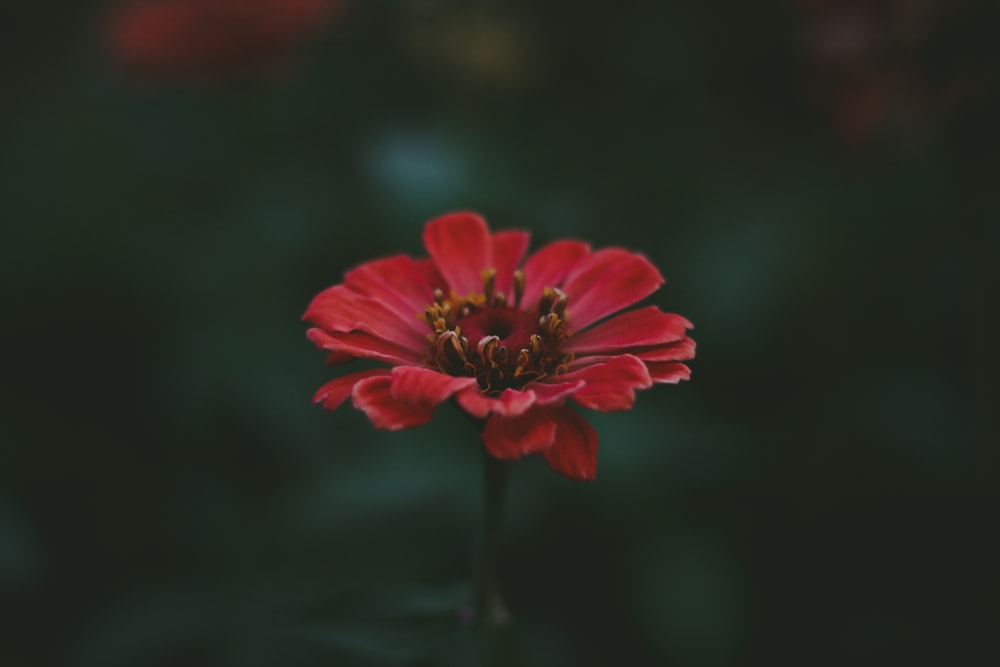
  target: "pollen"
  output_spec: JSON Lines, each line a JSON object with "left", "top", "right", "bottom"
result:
{"left": 423, "top": 269, "right": 573, "bottom": 394}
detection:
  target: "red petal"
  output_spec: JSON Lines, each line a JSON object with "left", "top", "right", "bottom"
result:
{"left": 303, "top": 284, "right": 427, "bottom": 350}
{"left": 324, "top": 350, "right": 355, "bottom": 365}
{"left": 390, "top": 366, "right": 478, "bottom": 405}
{"left": 530, "top": 380, "right": 585, "bottom": 405}
{"left": 312, "top": 369, "right": 391, "bottom": 411}
{"left": 561, "top": 249, "right": 664, "bottom": 330}
{"left": 481, "top": 408, "right": 558, "bottom": 460}
{"left": 344, "top": 254, "right": 443, "bottom": 317}
{"left": 543, "top": 407, "right": 598, "bottom": 481}
{"left": 632, "top": 337, "right": 697, "bottom": 362}
{"left": 567, "top": 306, "right": 691, "bottom": 354}
{"left": 561, "top": 354, "right": 652, "bottom": 412}
{"left": 455, "top": 379, "right": 585, "bottom": 419}
{"left": 456, "top": 387, "right": 537, "bottom": 418}
{"left": 520, "top": 240, "right": 590, "bottom": 308}
{"left": 573, "top": 336, "right": 696, "bottom": 365}
{"left": 423, "top": 212, "right": 492, "bottom": 297}
{"left": 352, "top": 376, "right": 435, "bottom": 430}
{"left": 306, "top": 328, "right": 424, "bottom": 366}
{"left": 646, "top": 362, "right": 691, "bottom": 384}
{"left": 491, "top": 230, "right": 530, "bottom": 298}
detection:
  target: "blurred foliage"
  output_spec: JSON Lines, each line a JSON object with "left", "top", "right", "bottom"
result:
{"left": 2, "top": 1, "right": 998, "bottom": 665}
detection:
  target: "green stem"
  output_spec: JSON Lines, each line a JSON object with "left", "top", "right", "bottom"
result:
{"left": 476, "top": 452, "right": 510, "bottom": 621}
{"left": 475, "top": 449, "right": 517, "bottom": 665}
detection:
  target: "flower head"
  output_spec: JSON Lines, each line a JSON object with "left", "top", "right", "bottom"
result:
{"left": 108, "top": 0, "right": 343, "bottom": 83}
{"left": 304, "top": 213, "right": 695, "bottom": 480}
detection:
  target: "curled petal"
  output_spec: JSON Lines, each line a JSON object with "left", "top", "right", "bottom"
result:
{"left": 482, "top": 408, "right": 558, "bottom": 460}
{"left": 491, "top": 230, "right": 531, "bottom": 298}
{"left": 571, "top": 336, "right": 697, "bottom": 366}
{"left": 561, "top": 248, "right": 664, "bottom": 330}
{"left": 423, "top": 212, "right": 492, "bottom": 297}
{"left": 543, "top": 407, "right": 598, "bottom": 481}
{"left": 306, "top": 328, "right": 424, "bottom": 366}
{"left": 344, "top": 254, "right": 443, "bottom": 316}
{"left": 561, "top": 354, "right": 652, "bottom": 412}
{"left": 456, "top": 387, "right": 537, "bottom": 419}
{"left": 521, "top": 240, "right": 590, "bottom": 308}
{"left": 390, "top": 366, "right": 478, "bottom": 406}
{"left": 646, "top": 362, "right": 691, "bottom": 384}
{"left": 567, "top": 306, "right": 691, "bottom": 354}
{"left": 313, "top": 369, "right": 391, "bottom": 411}
{"left": 529, "top": 380, "right": 586, "bottom": 405}
{"left": 303, "top": 284, "right": 427, "bottom": 350}
{"left": 632, "top": 336, "right": 697, "bottom": 362}
{"left": 352, "top": 376, "right": 435, "bottom": 430}
{"left": 455, "top": 379, "right": 584, "bottom": 419}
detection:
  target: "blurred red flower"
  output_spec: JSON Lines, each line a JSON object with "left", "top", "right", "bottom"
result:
{"left": 791, "top": 0, "right": 963, "bottom": 147}
{"left": 108, "top": 0, "right": 344, "bottom": 82}
{"left": 304, "top": 213, "right": 695, "bottom": 480}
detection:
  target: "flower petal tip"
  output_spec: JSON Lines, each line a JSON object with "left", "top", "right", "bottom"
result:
{"left": 423, "top": 211, "right": 493, "bottom": 296}
{"left": 543, "top": 407, "right": 598, "bottom": 480}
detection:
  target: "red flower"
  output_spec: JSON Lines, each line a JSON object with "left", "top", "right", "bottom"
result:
{"left": 304, "top": 213, "right": 695, "bottom": 480}
{"left": 108, "top": 0, "right": 343, "bottom": 82}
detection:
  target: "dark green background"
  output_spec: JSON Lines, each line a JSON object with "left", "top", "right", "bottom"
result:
{"left": 3, "top": 1, "right": 997, "bottom": 665}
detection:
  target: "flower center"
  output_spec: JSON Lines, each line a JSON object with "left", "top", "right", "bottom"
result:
{"left": 423, "top": 269, "right": 573, "bottom": 394}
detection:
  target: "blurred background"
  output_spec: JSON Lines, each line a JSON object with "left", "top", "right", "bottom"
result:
{"left": 2, "top": 0, "right": 998, "bottom": 665}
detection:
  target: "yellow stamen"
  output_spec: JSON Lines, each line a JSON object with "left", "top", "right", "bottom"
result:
{"left": 481, "top": 268, "right": 497, "bottom": 304}
{"left": 513, "top": 270, "right": 525, "bottom": 308}
{"left": 420, "top": 269, "right": 573, "bottom": 395}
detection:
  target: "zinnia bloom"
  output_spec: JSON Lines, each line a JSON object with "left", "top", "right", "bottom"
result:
{"left": 108, "top": 0, "right": 343, "bottom": 82}
{"left": 304, "top": 213, "right": 695, "bottom": 480}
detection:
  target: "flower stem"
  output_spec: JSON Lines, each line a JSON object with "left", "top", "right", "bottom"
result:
{"left": 475, "top": 449, "right": 517, "bottom": 665}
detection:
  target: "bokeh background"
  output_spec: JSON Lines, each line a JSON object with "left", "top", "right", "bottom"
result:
{"left": 3, "top": 1, "right": 998, "bottom": 665}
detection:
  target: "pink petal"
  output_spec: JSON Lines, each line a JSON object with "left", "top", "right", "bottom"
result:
{"left": 646, "top": 362, "right": 691, "bottom": 384}
{"left": 352, "top": 375, "right": 436, "bottom": 430}
{"left": 306, "top": 328, "right": 425, "bottom": 366}
{"left": 561, "top": 354, "right": 652, "bottom": 412}
{"left": 567, "top": 306, "right": 691, "bottom": 354}
{"left": 561, "top": 248, "right": 664, "bottom": 330}
{"left": 491, "top": 230, "right": 530, "bottom": 298}
{"left": 389, "top": 366, "right": 478, "bottom": 406}
{"left": 303, "top": 284, "right": 427, "bottom": 350}
{"left": 520, "top": 240, "right": 590, "bottom": 307}
{"left": 344, "top": 254, "right": 443, "bottom": 317}
{"left": 543, "top": 407, "right": 598, "bottom": 481}
{"left": 456, "top": 386, "right": 537, "bottom": 418}
{"left": 422, "top": 211, "right": 492, "bottom": 297}
{"left": 481, "top": 408, "right": 557, "bottom": 460}
{"left": 313, "top": 369, "right": 391, "bottom": 411}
